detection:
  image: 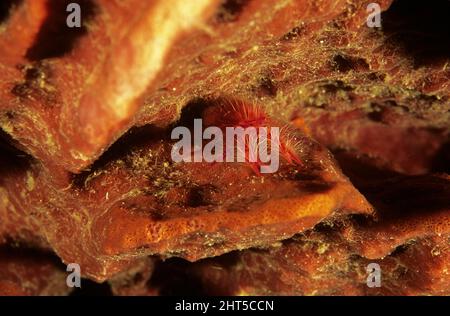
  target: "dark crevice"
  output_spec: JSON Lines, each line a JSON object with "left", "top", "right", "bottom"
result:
{"left": 390, "top": 241, "right": 414, "bottom": 256}
{"left": 382, "top": 0, "right": 450, "bottom": 67}
{"left": 70, "top": 279, "right": 113, "bottom": 296}
{"left": 335, "top": 150, "right": 450, "bottom": 218}
{"left": 149, "top": 253, "right": 241, "bottom": 296}
{"left": 0, "top": 127, "right": 32, "bottom": 179}
{"left": 175, "top": 97, "right": 212, "bottom": 128}
{"left": 331, "top": 54, "right": 369, "bottom": 73}
{"left": 71, "top": 97, "right": 211, "bottom": 189}
{"left": 186, "top": 185, "right": 216, "bottom": 207}
{"left": 432, "top": 140, "right": 450, "bottom": 174}
{"left": 149, "top": 258, "right": 208, "bottom": 296}
{"left": 71, "top": 124, "right": 166, "bottom": 189}
{"left": 258, "top": 76, "right": 278, "bottom": 96}
{"left": 216, "top": 0, "right": 250, "bottom": 23}
{"left": 0, "top": 0, "right": 23, "bottom": 24}
{"left": 282, "top": 25, "right": 306, "bottom": 41}
{"left": 296, "top": 180, "right": 334, "bottom": 194}
{"left": 0, "top": 243, "right": 62, "bottom": 263}
{"left": 26, "top": 0, "right": 97, "bottom": 61}
{"left": 11, "top": 62, "right": 56, "bottom": 104}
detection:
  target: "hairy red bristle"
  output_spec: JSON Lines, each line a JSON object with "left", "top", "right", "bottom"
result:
{"left": 279, "top": 125, "right": 303, "bottom": 166}
{"left": 200, "top": 97, "right": 303, "bottom": 174}
{"left": 204, "top": 97, "right": 267, "bottom": 129}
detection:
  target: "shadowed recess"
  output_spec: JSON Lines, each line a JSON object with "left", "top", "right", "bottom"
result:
{"left": 71, "top": 97, "right": 211, "bottom": 189}
{"left": 70, "top": 124, "right": 165, "bottom": 189}
{"left": 0, "top": 128, "right": 33, "bottom": 179}
{"left": 382, "top": 0, "right": 450, "bottom": 67}
{"left": 0, "top": 0, "right": 23, "bottom": 24}
{"left": 70, "top": 279, "right": 113, "bottom": 296}
{"left": 149, "top": 253, "right": 242, "bottom": 296}
{"left": 216, "top": 0, "right": 250, "bottom": 22}
{"left": 26, "top": 0, "right": 97, "bottom": 60}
